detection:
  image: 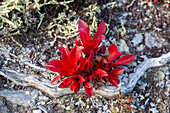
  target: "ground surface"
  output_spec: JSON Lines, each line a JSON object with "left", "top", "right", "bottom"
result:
{"left": 0, "top": 0, "right": 169, "bottom": 113}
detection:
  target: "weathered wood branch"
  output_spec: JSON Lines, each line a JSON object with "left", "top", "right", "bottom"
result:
{"left": 0, "top": 52, "right": 169, "bottom": 98}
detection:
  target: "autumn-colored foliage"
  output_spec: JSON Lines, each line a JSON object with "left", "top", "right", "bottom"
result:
{"left": 46, "top": 19, "right": 136, "bottom": 97}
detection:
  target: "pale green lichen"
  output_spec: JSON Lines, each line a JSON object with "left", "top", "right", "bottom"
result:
{"left": 117, "top": 19, "right": 126, "bottom": 37}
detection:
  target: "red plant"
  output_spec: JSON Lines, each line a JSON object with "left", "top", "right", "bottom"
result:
{"left": 46, "top": 19, "right": 136, "bottom": 97}
{"left": 147, "top": 0, "right": 158, "bottom": 3}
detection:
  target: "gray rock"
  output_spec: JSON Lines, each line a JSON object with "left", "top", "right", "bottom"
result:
{"left": 145, "top": 32, "right": 163, "bottom": 48}
{"left": 132, "top": 34, "right": 143, "bottom": 46}
{"left": 149, "top": 108, "right": 159, "bottom": 113}
{"left": 0, "top": 89, "right": 35, "bottom": 107}
{"left": 38, "top": 96, "right": 49, "bottom": 102}
{"left": 156, "top": 71, "right": 165, "bottom": 80}
{"left": 118, "top": 39, "right": 129, "bottom": 53}
{"left": 33, "top": 110, "right": 42, "bottom": 113}
{"left": 137, "top": 45, "right": 145, "bottom": 51}
{"left": 37, "top": 105, "right": 48, "bottom": 113}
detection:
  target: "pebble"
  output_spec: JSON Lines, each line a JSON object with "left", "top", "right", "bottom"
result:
{"left": 33, "top": 109, "right": 42, "bottom": 113}
{"left": 37, "top": 105, "right": 48, "bottom": 113}
{"left": 139, "top": 83, "right": 147, "bottom": 90}
{"left": 149, "top": 108, "right": 159, "bottom": 113}
{"left": 156, "top": 71, "right": 165, "bottom": 80}
{"left": 38, "top": 96, "right": 49, "bottom": 102}
{"left": 65, "top": 106, "right": 70, "bottom": 110}
{"left": 137, "top": 45, "right": 145, "bottom": 51}
{"left": 103, "top": 105, "right": 108, "bottom": 111}
{"left": 139, "top": 94, "right": 145, "bottom": 100}
{"left": 131, "top": 34, "right": 143, "bottom": 46}
{"left": 145, "top": 32, "right": 163, "bottom": 48}
{"left": 31, "top": 91, "right": 39, "bottom": 99}
{"left": 145, "top": 98, "right": 150, "bottom": 105}
{"left": 150, "top": 102, "right": 156, "bottom": 107}
{"left": 145, "top": 93, "right": 150, "bottom": 97}
{"left": 118, "top": 39, "right": 129, "bottom": 53}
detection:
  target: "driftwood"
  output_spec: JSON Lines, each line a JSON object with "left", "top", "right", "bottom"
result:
{"left": 0, "top": 52, "right": 169, "bottom": 98}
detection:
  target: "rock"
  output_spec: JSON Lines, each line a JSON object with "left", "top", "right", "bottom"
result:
{"left": 131, "top": 34, "right": 143, "bottom": 46}
{"left": 103, "top": 105, "right": 108, "bottom": 111}
{"left": 149, "top": 108, "right": 159, "bottom": 113}
{"left": 0, "top": 89, "right": 35, "bottom": 107}
{"left": 137, "top": 45, "right": 145, "bottom": 51}
{"left": 33, "top": 110, "right": 42, "bottom": 113}
{"left": 31, "top": 90, "right": 39, "bottom": 99}
{"left": 150, "top": 102, "right": 156, "bottom": 107}
{"left": 37, "top": 105, "right": 48, "bottom": 113}
{"left": 139, "top": 83, "right": 147, "bottom": 90}
{"left": 118, "top": 39, "right": 129, "bottom": 53}
{"left": 156, "top": 71, "right": 165, "bottom": 80}
{"left": 38, "top": 96, "right": 49, "bottom": 102}
{"left": 145, "top": 98, "right": 150, "bottom": 105}
{"left": 145, "top": 32, "right": 163, "bottom": 48}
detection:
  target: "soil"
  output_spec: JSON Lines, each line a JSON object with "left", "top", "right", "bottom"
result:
{"left": 0, "top": 0, "right": 169, "bottom": 113}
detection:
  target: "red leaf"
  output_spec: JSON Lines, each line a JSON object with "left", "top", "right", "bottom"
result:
{"left": 94, "top": 69, "right": 108, "bottom": 78}
{"left": 84, "top": 81, "right": 93, "bottom": 97}
{"left": 45, "top": 65, "right": 61, "bottom": 73}
{"left": 85, "top": 61, "right": 93, "bottom": 72}
{"left": 61, "top": 48, "right": 76, "bottom": 72}
{"left": 107, "top": 78, "right": 118, "bottom": 87}
{"left": 84, "top": 81, "right": 92, "bottom": 88}
{"left": 78, "top": 19, "right": 90, "bottom": 35}
{"left": 46, "top": 59, "right": 63, "bottom": 72}
{"left": 75, "top": 36, "right": 82, "bottom": 46}
{"left": 70, "top": 46, "right": 81, "bottom": 66}
{"left": 79, "top": 58, "right": 88, "bottom": 71}
{"left": 88, "top": 50, "right": 94, "bottom": 61}
{"left": 107, "top": 76, "right": 120, "bottom": 84}
{"left": 108, "top": 44, "right": 123, "bottom": 64}
{"left": 59, "top": 70, "right": 70, "bottom": 76}
{"left": 85, "top": 39, "right": 100, "bottom": 56}
{"left": 58, "top": 77, "right": 72, "bottom": 88}
{"left": 108, "top": 68, "right": 125, "bottom": 76}
{"left": 51, "top": 76, "right": 61, "bottom": 84}
{"left": 97, "top": 44, "right": 106, "bottom": 54}
{"left": 74, "top": 75, "right": 85, "bottom": 83}
{"left": 110, "top": 55, "right": 136, "bottom": 68}
{"left": 74, "top": 83, "right": 80, "bottom": 93}
{"left": 86, "top": 75, "right": 94, "bottom": 82}
{"left": 79, "top": 30, "right": 92, "bottom": 46}
{"left": 93, "top": 21, "right": 106, "bottom": 40}
{"left": 58, "top": 46, "right": 70, "bottom": 54}
{"left": 70, "top": 82, "right": 77, "bottom": 91}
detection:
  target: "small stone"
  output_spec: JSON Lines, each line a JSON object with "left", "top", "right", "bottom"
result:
{"left": 156, "top": 71, "right": 165, "bottom": 80}
{"left": 118, "top": 39, "right": 129, "bottom": 53}
{"left": 141, "top": 105, "right": 145, "bottom": 110}
{"left": 33, "top": 110, "right": 42, "bottom": 113}
{"left": 38, "top": 96, "right": 49, "bottom": 102}
{"left": 37, "top": 105, "right": 48, "bottom": 113}
{"left": 40, "top": 101, "right": 45, "bottom": 105}
{"left": 137, "top": 45, "right": 145, "bottom": 51}
{"left": 149, "top": 108, "right": 159, "bottom": 113}
{"left": 103, "top": 105, "right": 108, "bottom": 111}
{"left": 150, "top": 102, "right": 156, "bottom": 107}
{"left": 139, "top": 83, "right": 147, "bottom": 90}
{"left": 139, "top": 95, "right": 145, "bottom": 100}
{"left": 65, "top": 106, "right": 70, "bottom": 110}
{"left": 132, "top": 34, "right": 143, "bottom": 46}
{"left": 31, "top": 91, "right": 39, "bottom": 99}
{"left": 145, "top": 98, "right": 150, "bottom": 105}
{"left": 145, "top": 93, "right": 150, "bottom": 97}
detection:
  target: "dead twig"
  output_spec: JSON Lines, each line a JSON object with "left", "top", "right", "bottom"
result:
{"left": 0, "top": 52, "right": 169, "bottom": 98}
{"left": 126, "top": 0, "right": 136, "bottom": 10}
